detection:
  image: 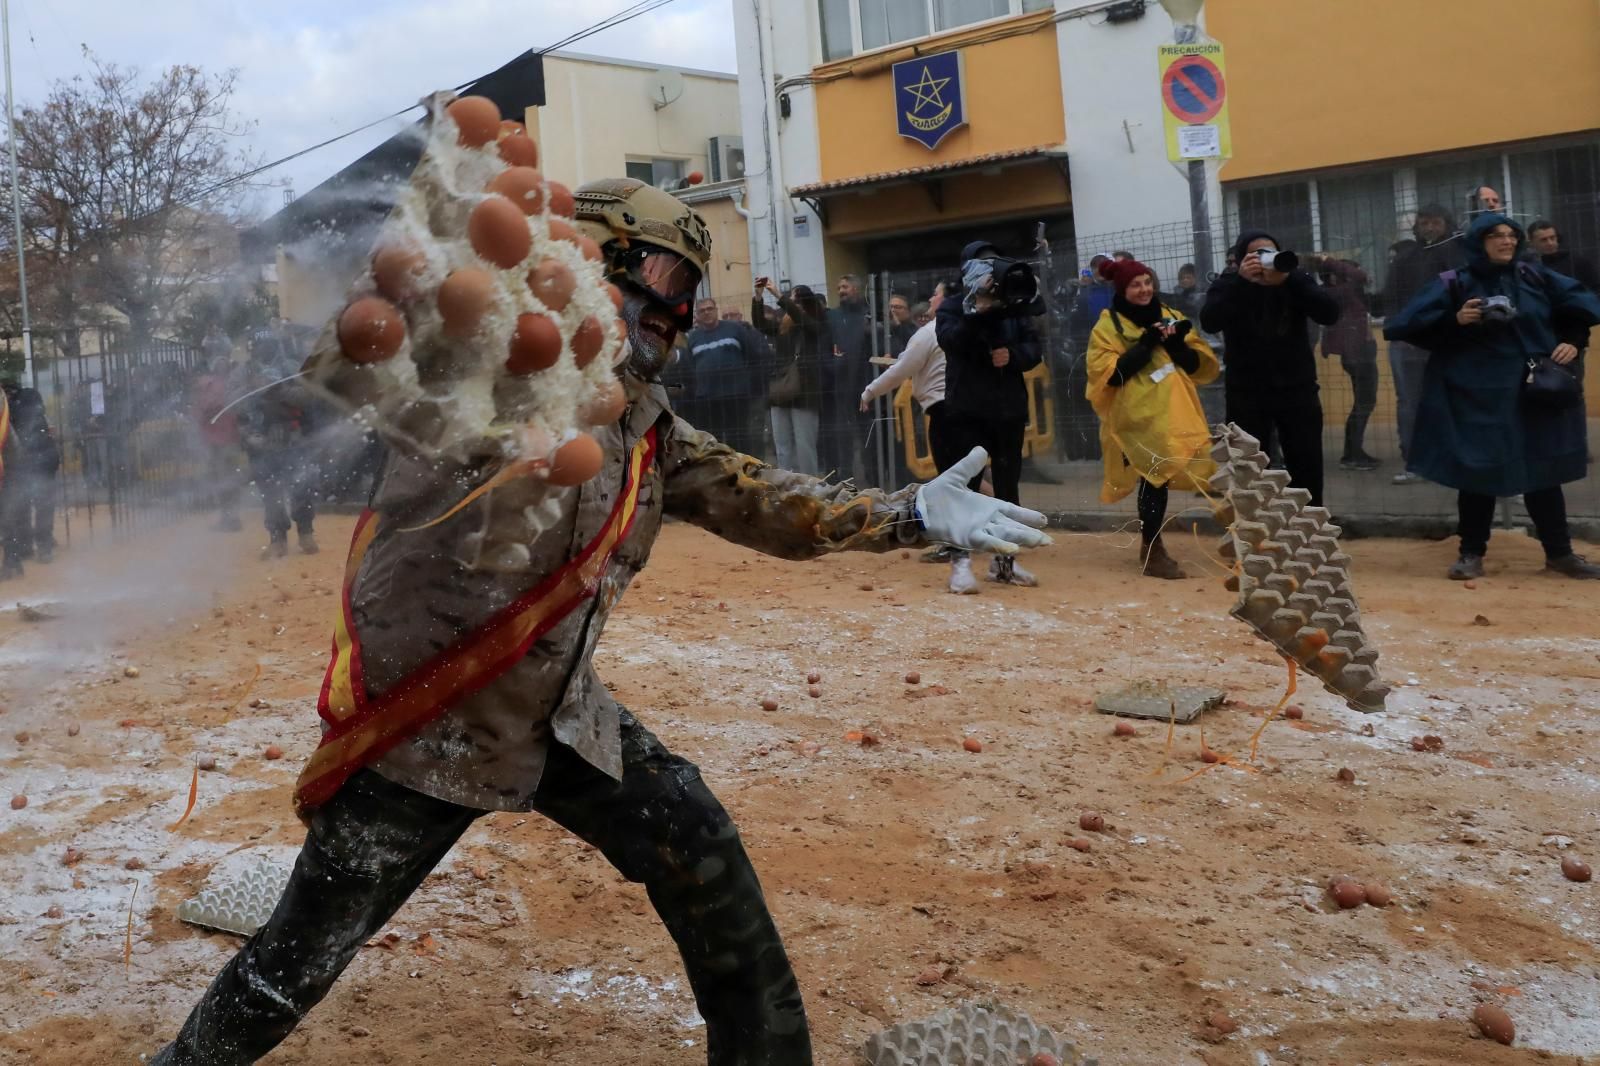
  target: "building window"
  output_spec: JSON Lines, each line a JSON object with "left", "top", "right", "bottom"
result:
{"left": 820, "top": 0, "right": 1047, "bottom": 61}
{"left": 625, "top": 157, "right": 687, "bottom": 189}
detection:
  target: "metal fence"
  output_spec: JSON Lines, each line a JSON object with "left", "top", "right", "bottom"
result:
{"left": 679, "top": 171, "right": 1600, "bottom": 534}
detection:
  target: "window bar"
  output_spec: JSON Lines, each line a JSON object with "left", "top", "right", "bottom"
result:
{"left": 1308, "top": 179, "right": 1323, "bottom": 252}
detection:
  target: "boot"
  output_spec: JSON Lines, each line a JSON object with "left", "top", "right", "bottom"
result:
{"left": 1448, "top": 553, "right": 1485, "bottom": 580}
{"left": 260, "top": 536, "right": 289, "bottom": 561}
{"left": 948, "top": 554, "right": 980, "bottom": 595}
{"left": 298, "top": 531, "right": 320, "bottom": 556}
{"left": 1141, "top": 538, "right": 1187, "bottom": 579}
{"left": 987, "top": 554, "right": 1039, "bottom": 586}
{"left": 1545, "top": 553, "right": 1600, "bottom": 579}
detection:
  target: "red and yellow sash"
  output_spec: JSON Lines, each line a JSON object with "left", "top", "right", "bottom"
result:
{"left": 294, "top": 429, "right": 658, "bottom": 814}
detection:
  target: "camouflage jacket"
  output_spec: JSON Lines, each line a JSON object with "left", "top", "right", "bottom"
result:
{"left": 356, "top": 373, "right": 924, "bottom": 811}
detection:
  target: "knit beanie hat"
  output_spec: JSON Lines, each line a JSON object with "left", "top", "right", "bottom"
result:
{"left": 1098, "top": 257, "right": 1155, "bottom": 298}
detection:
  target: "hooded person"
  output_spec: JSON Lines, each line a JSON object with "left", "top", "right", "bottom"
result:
{"left": 1385, "top": 212, "right": 1600, "bottom": 580}
{"left": 1380, "top": 204, "right": 1464, "bottom": 483}
{"left": 935, "top": 239, "right": 1048, "bottom": 591}
{"left": 1086, "top": 257, "right": 1220, "bottom": 578}
{"left": 150, "top": 172, "right": 1053, "bottom": 1066}
{"left": 752, "top": 279, "right": 830, "bottom": 474}
{"left": 1200, "top": 228, "right": 1340, "bottom": 508}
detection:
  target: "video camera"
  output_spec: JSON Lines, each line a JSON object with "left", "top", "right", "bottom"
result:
{"left": 1257, "top": 248, "right": 1300, "bottom": 273}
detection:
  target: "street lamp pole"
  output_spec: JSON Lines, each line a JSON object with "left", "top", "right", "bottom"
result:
{"left": 2, "top": 0, "right": 32, "bottom": 384}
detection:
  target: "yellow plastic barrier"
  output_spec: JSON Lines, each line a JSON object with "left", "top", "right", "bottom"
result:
{"left": 891, "top": 362, "right": 1057, "bottom": 479}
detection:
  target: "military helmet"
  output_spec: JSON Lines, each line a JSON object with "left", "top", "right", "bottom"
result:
{"left": 574, "top": 177, "right": 710, "bottom": 328}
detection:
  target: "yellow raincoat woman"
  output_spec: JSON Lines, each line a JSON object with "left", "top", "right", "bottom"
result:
{"left": 1085, "top": 258, "right": 1219, "bottom": 578}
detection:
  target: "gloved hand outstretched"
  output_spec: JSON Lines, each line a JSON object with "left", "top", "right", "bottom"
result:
{"left": 914, "top": 447, "right": 1053, "bottom": 554}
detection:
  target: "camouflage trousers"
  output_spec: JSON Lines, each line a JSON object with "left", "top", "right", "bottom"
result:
{"left": 151, "top": 709, "right": 812, "bottom": 1065}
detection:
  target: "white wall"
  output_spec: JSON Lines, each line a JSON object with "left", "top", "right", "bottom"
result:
{"left": 533, "top": 53, "right": 742, "bottom": 189}
{"left": 1053, "top": 0, "right": 1222, "bottom": 251}
{"left": 733, "top": 0, "right": 829, "bottom": 290}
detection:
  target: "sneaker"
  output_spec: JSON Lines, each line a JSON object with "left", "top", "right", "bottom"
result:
{"left": 1545, "top": 553, "right": 1600, "bottom": 579}
{"left": 1392, "top": 471, "right": 1420, "bottom": 485}
{"left": 920, "top": 544, "right": 955, "bottom": 564}
{"left": 260, "top": 538, "right": 289, "bottom": 561}
{"left": 948, "top": 555, "right": 980, "bottom": 595}
{"left": 1141, "top": 538, "right": 1187, "bottom": 580}
{"left": 298, "top": 531, "right": 320, "bottom": 556}
{"left": 1447, "top": 553, "right": 1485, "bottom": 580}
{"left": 1339, "top": 454, "right": 1380, "bottom": 471}
{"left": 987, "top": 554, "right": 1039, "bottom": 586}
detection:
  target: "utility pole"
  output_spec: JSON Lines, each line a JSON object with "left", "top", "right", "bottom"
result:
{"left": 2, "top": 0, "right": 32, "bottom": 385}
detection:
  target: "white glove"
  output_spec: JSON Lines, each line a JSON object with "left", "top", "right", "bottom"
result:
{"left": 914, "top": 447, "right": 1052, "bottom": 554}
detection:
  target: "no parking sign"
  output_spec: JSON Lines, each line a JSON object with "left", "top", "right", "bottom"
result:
{"left": 1159, "top": 43, "right": 1232, "bottom": 161}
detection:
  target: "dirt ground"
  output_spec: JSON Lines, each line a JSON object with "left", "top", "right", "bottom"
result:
{"left": 2, "top": 512, "right": 1597, "bottom": 1066}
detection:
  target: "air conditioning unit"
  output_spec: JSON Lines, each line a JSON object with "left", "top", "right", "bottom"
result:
{"left": 709, "top": 136, "right": 745, "bottom": 183}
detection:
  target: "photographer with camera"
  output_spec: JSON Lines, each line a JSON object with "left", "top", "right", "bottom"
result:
{"left": 1384, "top": 213, "right": 1600, "bottom": 581}
{"left": 935, "top": 240, "right": 1046, "bottom": 590}
{"left": 1086, "top": 258, "right": 1220, "bottom": 579}
{"left": 1201, "top": 229, "right": 1341, "bottom": 507}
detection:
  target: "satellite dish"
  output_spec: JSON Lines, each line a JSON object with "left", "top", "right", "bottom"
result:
{"left": 648, "top": 68, "right": 685, "bottom": 111}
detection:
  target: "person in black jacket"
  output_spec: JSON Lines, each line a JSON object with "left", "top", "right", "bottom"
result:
{"left": 1527, "top": 220, "right": 1600, "bottom": 294}
{"left": 1379, "top": 204, "right": 1463, "bottom": 484}
{"left": 1201, "top": 229, "right": 1340, "bottom": 507}
{"left": 935, "top": 240, "right": 1045, "bottom": 590}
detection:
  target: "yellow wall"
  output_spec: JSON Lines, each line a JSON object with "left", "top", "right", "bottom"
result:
{"left": 814, "top": 14, "right": 1065, "bottom": 184}
{"left": 1210, "top": 0, "right": 1600, "bottom": 181}
{"left": 688, "top": 194, "right": 755, "bottom": 310}
{"left": 823, "top": 161, "right": 1068, "bottom": 240}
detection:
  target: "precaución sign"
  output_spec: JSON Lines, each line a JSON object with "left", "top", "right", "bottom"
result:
{"left": 1159, "top": 43, "right": 1231, "bottom": 162}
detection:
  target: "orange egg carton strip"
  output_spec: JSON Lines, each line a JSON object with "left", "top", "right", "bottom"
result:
{"left": 1210, "top": 424, "right": 1389, "bottom": 712}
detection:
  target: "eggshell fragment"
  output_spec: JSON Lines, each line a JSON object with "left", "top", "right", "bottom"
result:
{"left": 197, "top": 755, "right": 218, "bottom": 772}
{"left": 1561, "top": 856, "right": 1592, "bottom": 883}
{"left": 1066, "top": 838, "right": 1091, "bottom": 853}
{"left": 487, "top": 167, "right": 546, "bottom": 215}
{"left": 337, "top": 297, "right": 406, "bottom": 364}
{"left": 66, "top": 723, "right": 80, "bottom": 737}
{"left": 507, "top": 313, "right": 563, "bottom": 375}
{"left": 1473, "top": 1003, "right": 1515, "bottom": 1045}
{"left": 1113, "top": 721, "right": 1138, "bottom": 737}
{"left": 1079, "top": 812, "right": 1104, "bottom": 832}
{"left": 446, "top": 96, "right": 501, "bottom": 147}
{"left": 1336, "top": 767, "right": 1356, "bottom": 783}
{"left": 548, "top": 434, "right": 604, "bottom": 487}
{"left": 124, "top": 666, "right": 141, "bottom": 679}
{"left": 1207, "top": 1011, "right": 1238, "bottom": 1036}
{"left": 962, "top": 737, "right": 983, "bottom": 753}
{"left": 468, "top": 195, "right": 532, "bottom": 269}
{"left": 9, "top": 795, "right": 26, "bottom": 810}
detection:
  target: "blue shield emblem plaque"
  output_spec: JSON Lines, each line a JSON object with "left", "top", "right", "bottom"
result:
{"left": 893, "top": 51, "right": 966, "bottom": 150}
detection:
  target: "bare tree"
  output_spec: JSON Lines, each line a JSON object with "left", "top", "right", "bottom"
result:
{"left": 3, "top": 52, "right": 260, "bottom": 349}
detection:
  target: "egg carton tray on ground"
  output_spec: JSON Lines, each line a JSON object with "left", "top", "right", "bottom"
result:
{"left": 862, "top": 1002, "right": 1099, "bottom": 1066}
{"left": 1209, "top": 424, "right": 1389, "bottom": 712}
{"left": 176, "top": 856, "right": 293, "bottom": 937}
{"left": 1094, "top": 680, "right": 1225, "bottom": 724}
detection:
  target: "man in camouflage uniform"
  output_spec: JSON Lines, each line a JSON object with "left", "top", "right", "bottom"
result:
{"left": 153, "top": 178, "right": 1049, "bottom": 1066}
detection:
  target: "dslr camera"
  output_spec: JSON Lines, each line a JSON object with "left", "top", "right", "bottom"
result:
{"left": 1256, "top": 248, "right": 1300, "bottom": 273}
{"left": 1480, "top": 294, "right": 1516, "bottom": 323}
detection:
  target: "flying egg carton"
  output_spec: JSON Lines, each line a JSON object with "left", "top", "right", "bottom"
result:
{"left": 176, "top": 856, "right": 293, "bottom": 937}
{"left": 862, "top": 1003, "right": 1098, "bottom": 1066}
{"left": 1209, "top": 424, "right": 1388, "bottom": 712}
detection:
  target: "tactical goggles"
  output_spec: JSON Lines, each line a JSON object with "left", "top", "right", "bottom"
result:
{"left": 620, "top": 247, "right": 702, "bottom": 307}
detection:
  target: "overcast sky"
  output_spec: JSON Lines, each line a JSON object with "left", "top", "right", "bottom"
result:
{"left": 6, "top": 0, "right": 737, "bottom": 215}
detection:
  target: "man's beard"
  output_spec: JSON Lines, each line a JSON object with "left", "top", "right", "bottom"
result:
{"left": 620, "top": 291, "right": 683, "bottom": 379}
